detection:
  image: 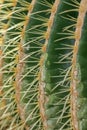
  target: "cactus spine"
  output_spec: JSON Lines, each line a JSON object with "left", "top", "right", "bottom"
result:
{"left": 0, "top": 0, "right": 87, "bottom": 130}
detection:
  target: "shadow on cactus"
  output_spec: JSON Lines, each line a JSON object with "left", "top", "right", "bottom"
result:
{"left": 0, "top": 0, "right": 87, "bottom": 130}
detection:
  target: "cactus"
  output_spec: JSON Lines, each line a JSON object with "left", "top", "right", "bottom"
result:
{"left": 0, "top": 0, "right": 87, "bottom": 129}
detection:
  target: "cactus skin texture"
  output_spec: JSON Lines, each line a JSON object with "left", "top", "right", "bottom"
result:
{"left": 0, "top": 0, "right": 87, "bottom": 129}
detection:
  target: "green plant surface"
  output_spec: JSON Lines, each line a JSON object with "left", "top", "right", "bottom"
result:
{"left": 0, "top": 0, "right": 87, "bottom": 130}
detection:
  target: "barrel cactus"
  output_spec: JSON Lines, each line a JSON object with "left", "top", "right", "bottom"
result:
{"left": 0, "top": 0, "right": 87, "bottom": 129}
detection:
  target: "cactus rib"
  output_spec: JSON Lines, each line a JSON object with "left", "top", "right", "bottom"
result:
{"left": 70, "top": 0, "right": 87, "bottom": 129}
{"left": 14, "top": 1, "right": 36, "bottom": 129}
{"left": 38, "top": 1, "right": 60, "bottom": 129}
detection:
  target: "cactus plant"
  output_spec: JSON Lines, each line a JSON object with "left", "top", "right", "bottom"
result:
{"left": 0, "top": 0, "right": 87, "bottom": 129}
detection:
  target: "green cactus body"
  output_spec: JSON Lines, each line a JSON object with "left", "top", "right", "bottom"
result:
{"left": 0, "top": 0, "right": 87, "bottom": 130}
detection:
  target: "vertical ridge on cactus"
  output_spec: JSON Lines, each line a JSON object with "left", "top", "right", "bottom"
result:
{"left": 38, "top": 1, "right": 60, "bottom": 129}
{"left": 70, "top": 0, "right": 87, "bottom": 130}
{"left": 76, "top": 0, "right": 87, "bottom": 129}
{"left": 14, "top": 1, "right": 36, "bottom": 129}
{"left": 23, "top": 1, "right": 56, "bottom": 129}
